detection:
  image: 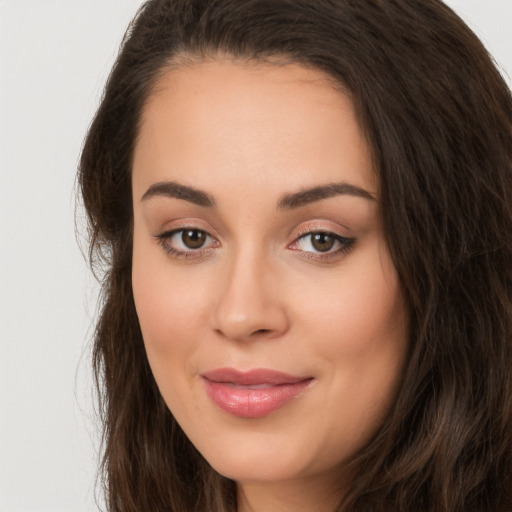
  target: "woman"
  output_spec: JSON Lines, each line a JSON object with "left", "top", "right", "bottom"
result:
{"left": 78, "top": 0, "right": 512, "bottom": 510}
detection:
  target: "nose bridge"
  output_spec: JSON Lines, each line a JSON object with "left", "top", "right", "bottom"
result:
{"left": 212, "top": 244, "right": 288, "bottom": 341}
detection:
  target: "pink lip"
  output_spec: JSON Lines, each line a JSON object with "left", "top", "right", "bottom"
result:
{"left": 201, "top": 368, "right": 314, "bottom": 418}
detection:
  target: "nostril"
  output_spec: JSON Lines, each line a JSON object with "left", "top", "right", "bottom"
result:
{"left": 253, "top": 329, "right": 270, "bottom": 336}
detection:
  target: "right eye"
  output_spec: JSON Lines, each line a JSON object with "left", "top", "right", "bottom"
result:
{"left": 156, "top": 228, "right": 218, "bottom": 257}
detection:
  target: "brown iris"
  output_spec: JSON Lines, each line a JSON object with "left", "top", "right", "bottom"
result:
{"left": 182, "top": 229, "right": 206, "bottom": 249}
{"left": 311, "top": 233, "right": 336, "bottom": 252}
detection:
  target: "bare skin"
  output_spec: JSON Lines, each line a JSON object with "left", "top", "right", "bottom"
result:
{"left": 131, "top": 59, "right": 408, "bottom": 512}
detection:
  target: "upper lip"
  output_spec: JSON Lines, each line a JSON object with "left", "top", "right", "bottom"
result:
{"left": 201, "top": 367, "right": 312, "bottom": 386}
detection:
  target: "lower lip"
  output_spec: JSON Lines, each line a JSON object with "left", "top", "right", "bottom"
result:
{"left": 203, "top": 378, "right": 313, "bottom": 418}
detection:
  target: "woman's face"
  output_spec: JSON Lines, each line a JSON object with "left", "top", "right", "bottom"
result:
{"left": 132, "top": 59, "right": 408, "bottom": 501}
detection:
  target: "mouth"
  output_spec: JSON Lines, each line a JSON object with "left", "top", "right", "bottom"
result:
{"left": 201, "top": 368, "right": 315, "bottom": 418}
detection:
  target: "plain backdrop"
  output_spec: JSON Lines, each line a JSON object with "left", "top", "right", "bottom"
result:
{"left": 0, "top": 1, "right": 511, "bottom": 511}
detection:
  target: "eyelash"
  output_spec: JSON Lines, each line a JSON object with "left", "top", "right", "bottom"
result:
{"left": 289, "top": 230, "right": 356, "bottom": 261}
{"left": 155, "top": 228, "right": 218, "bottom": 260}
{"left": 155, "top": 227, "right": 356, "bottom": 261}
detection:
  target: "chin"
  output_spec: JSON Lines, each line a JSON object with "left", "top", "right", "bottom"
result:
{"left": 211, "top": 458, "right": 303, "bottom": 484}
{"left": 196, "top": 432, "right": 338, "bottom": 485}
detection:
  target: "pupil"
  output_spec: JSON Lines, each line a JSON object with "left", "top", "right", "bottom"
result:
{"left": 182, "top": 230, "right": 206, "bottom": 249}
{"left": 312, "top": 233, "right": 334, "bottom": 252}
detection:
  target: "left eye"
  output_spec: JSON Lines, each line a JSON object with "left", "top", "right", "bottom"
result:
{"left": 176, "top": 229, "right": 209, "bottom": 249}
{"left": 292, "top": 232, "right": 351, "bottom": 253}
{"left": 157, "top": 228, "right": 217, "bottom": 254}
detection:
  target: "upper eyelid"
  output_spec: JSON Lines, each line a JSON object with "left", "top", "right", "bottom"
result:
{"left": 156, "top": 223, "right": 350, "bottom": 240}
{"left": 291, "top": 223, "right": 352, "bottom": 241}
{"left": 295, "top": 231, "right": 349, "bottom": 242}
{"left": 155, "top": 226, "right": 355, "bottom": 263}
{"left": 158, "top": 225, "right": 347, "bottom": 240}
{"left": 158, "top": 227, "right": 217, "bottom": 243}
{"left": 155, "top": 228, "right": 218, "bottom": 257}
{"left": 295, "top": 228, "right": 343, "bottom": 238}
{"left": 290, "top": 231, "right": 353, "bottom": 250}
{"left": 157, "top": 228, "right": 353, "bottom": 257}
{"left": 157, "top": 210, "right": 357, "bottom": 236}
{"left": 158, "top": 221, "right": 219, "bottom": 239}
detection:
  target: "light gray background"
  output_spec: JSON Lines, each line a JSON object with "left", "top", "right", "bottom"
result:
{"left": 0, "top": 1, "right": 510, "bottom": 511}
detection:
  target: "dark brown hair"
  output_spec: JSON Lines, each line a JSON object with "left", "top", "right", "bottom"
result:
{"left": 78, "top": 1, "right": 512, "bottom": 510}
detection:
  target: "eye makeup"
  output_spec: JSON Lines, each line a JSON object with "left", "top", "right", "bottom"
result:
{"left": 154, "top": 224, "right": 356, "bottom": 263}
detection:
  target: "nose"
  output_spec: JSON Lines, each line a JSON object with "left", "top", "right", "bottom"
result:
{"left": 211, "top": 252, "right": 289, "bottom": 342}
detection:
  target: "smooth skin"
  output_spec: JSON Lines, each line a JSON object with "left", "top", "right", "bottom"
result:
{"left": 132, "top": 59, "right": 409, "bottom": 512}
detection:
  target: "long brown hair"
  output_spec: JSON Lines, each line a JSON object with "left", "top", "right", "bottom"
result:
{"left": 78, "top": 1, "right": 512, "bottom": 510}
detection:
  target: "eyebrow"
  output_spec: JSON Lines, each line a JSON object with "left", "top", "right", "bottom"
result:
{"left": 141, "top": 180, "right": 375, "bottom": 209}
{"left": 277, "top": 182, "right": 375, "bottom": 210}
{"left": 141, "top": 181, "right": 216, "bottom": 207}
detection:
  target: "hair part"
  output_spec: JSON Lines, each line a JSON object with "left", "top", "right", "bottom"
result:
{"left": 78, "top": 1, "right": 512, "bottom": 510}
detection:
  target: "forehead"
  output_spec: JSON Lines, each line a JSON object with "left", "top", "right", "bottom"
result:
{"left": 133, "top": 59, "right": 377, "bottom": 201}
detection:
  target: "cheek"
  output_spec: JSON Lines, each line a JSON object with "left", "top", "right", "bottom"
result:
{"left": 131, "top": 237, "right": 210, "bottom": 373}
{"left": 293, "top": 242, "right": 407, "bottom": 432}
{"left": 297, "top": 241, "right": 405, "bottom": 356}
